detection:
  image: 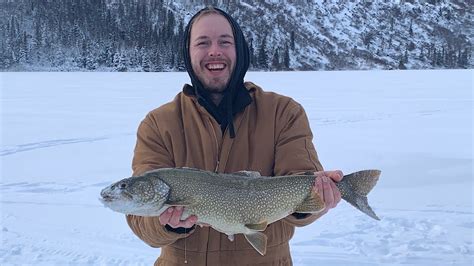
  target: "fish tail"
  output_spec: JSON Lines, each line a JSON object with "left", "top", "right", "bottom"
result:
{"left": 338, "top": 169, "right": 381, "bottom": 220}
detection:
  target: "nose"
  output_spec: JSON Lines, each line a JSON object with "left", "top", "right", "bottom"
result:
{"left": 208, "top": 43, "right": 222, "bottom": 57}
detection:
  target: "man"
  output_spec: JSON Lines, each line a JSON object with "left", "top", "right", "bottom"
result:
{"left": 126, "top": 6, "right": 342, "bottom": 266}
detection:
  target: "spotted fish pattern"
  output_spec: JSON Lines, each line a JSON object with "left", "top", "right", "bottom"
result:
{"left": 100, "top": 168, "right": 381, "bottom": 255}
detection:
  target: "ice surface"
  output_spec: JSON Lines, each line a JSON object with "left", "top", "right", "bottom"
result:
{"left": 1, "top": 70, "right": 472, "bottom": 265}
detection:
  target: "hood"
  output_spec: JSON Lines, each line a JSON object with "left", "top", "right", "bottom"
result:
{"left": 182, "top": 6, "right": 252, "bottom": 138}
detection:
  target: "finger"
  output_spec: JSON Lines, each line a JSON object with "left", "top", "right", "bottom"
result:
{"left": 329, "top": 180, "right": 342, "bottom": 206}
{"left": 313, "top": 171, "right": 325, "bottom": 178}
{"left": 322, "top": 176, "right": 335, "bottom": 209}
{"left": 159, "top": 207, "right": 174, "bottom": 225}
{"left": 185, "top": 215, "right": 198, "bottom": 228}
{"left": 313, "top": 176, "right": 323, "bottom": 199}
{"left": 313, "top": 170, "right": 343, "bottom": 182}
{"left": 326, "top": 170, "right": 343, "bottom": 182}
{"left": 168, "top": 206, "right": 184, "bottom": 227}
{"left": 180, "top": 215, "right": 198, "bottom": 228}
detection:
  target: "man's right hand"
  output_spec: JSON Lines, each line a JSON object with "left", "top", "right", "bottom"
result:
{"left": 159, "top": 206, "right": 198, "bottom": 229}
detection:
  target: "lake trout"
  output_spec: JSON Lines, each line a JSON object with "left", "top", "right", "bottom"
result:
{"left": 100, "top": 168, "right": 381, "bottom": 255}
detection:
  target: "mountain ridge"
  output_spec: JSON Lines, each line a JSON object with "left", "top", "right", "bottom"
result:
{"left": 0, "top": 0, "right": 472, "bottom": 71}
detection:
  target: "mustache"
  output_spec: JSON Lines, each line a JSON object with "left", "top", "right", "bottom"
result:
{"left": 202, "top": 58, "right": 229, "bottom": 64}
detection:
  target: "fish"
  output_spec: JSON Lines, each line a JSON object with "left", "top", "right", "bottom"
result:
{"left": 100, "top": 167, "right": 381, "bottom": 255}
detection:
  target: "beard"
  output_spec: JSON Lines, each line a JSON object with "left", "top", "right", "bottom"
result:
{"left": 200, "top": 75, "right": 230, "bottom": 92}
{"left": 192, "top": 58, "right": 235, "bottom": 93}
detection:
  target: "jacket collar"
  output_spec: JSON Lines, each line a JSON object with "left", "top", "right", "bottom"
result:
{"left": 182, "top": 82, "right": 256, "bottom": 98}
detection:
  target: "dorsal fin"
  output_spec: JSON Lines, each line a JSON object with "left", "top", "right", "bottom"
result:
{"left": 178, "top": 167, "right": 204, "bottom": 172}
{"left": 232, "top": 170, "right": 261, "bottom": 178}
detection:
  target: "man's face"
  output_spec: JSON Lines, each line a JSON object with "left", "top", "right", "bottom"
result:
{"left": 189, "top": 13, "right": 236, "bottom": 93}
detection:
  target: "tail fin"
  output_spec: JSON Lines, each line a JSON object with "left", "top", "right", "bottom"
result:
{"left": 337, "top": 170, "right": 381, "bottom": 220}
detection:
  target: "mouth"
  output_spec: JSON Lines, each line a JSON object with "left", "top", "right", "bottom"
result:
{"left": 100, "top": 194, "right": 115, "bottom": 203}
{"left": 205, "top": 62, "right": 227, "bottom": 73}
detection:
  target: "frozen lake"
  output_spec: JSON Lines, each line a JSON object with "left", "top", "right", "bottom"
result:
{"left": 1, "top": 70, "right": 472, "bottom": 265}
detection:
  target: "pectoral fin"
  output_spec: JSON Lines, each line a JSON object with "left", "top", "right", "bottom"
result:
{"left": 294, "top": 191, "right": 325, "bottom": 213}
{"left": 244, "top": 232, "right": 267, "bottom": 256}
{"left": 245, "top": 221, "right": 268, "bottom": 231}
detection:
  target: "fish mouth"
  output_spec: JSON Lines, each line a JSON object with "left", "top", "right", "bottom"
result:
{"left": 100, "top": 192, "right": 132, "bottom": 202}
{"left": 100, "top": 195, "right": 114, "bottom": 202}
{"left": 100, "top": 187, "right": 133, "bottom": 202}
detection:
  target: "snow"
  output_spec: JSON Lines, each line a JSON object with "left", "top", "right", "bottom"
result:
{"left": 1, "top": 70, "right": 473, "bottom": 265}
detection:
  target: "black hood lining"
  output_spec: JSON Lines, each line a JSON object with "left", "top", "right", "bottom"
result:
{"left": 182, "top": 6, "right": 252, "bottom": 138}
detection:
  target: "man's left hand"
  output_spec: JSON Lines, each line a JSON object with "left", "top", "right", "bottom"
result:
{"left": 313, "top": 170, "right": 343, "bottom": 215}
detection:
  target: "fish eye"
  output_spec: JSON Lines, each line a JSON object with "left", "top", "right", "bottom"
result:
{"left": 119, "top": 182, "right": 127, "bottom": 189}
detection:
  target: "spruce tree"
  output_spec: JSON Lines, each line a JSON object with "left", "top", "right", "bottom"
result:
{"left": 271, "top": 49, "right": 280, "bottom": 70}
{"left": 258, "top": 36, "right": 268, "bottom": 69}
{"left": 290, "top": 31, "right": 295, "bottom": 50}
{"left": 283, "top": 45, "right": 290, "bottom": 70}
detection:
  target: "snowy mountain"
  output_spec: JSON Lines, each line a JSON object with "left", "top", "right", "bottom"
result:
{"left": 0, "top": 0, "right": 472, "bottom": 71}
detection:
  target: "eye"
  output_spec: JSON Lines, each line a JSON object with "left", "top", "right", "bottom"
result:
{"left": 196, "top": 41, "right": 209, "bottom": 47}
{"left": 119, "top": 182, "right": 127, "bottom": 189}
{"left": 220, "top": 40, "right": 233, "bottom": 46}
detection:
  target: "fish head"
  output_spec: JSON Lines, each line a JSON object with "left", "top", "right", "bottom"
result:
{"left": 99, "top": 176, "right": 170, "bottom": 216}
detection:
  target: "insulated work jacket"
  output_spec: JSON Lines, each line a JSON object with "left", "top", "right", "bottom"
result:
{"left": 126, "top": 82, "right": 324, "bottom": 266}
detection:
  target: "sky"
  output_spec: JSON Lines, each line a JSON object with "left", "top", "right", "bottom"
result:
{"left": 0, "top": 70, "right": 472, "bottom": 265}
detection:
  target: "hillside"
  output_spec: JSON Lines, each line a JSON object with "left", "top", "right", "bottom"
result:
{"left": 0, "top": 0, "right": 472, "bottom": 71}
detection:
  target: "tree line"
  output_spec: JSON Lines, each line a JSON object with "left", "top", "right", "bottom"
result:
{"left": 0, "top": 0, "right": 471, "bottom": 71}
{"left": 0, "top": 0, "right": 292, "bottom": 71}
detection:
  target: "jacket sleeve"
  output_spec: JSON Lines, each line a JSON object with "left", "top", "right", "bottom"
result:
{"left": 125, "top": 115, "right": 195, "bottom": 248}
{"left": 272, "top": 100, "right": 324, "bottom": 227}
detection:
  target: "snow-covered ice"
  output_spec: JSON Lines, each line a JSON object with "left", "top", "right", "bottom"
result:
{"left": 1, "top": 70, "right": 472, "bottom": 265}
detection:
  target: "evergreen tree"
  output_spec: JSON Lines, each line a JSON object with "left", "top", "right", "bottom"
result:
{"left": 142, "top": 53, "right": 151, "bottom": 72}
{"left": 18, "top": 31, "right": 28, "bottom": 64}
{"left": 1, "top": 0, "right": 471, "bottom": 71}
{"left": 271, "top": 49, "right": 280, "bottom": 70}
{"left": 290, "top": 31, "right": 295, "bottom": 50}
{"left": 248, "top": 39, "right": 256, "bottom": 69}
{"left": 53, "top": 46, "right": 66, "bottom": 68}
{"left": 114, "top": 51, "right": 127, "bottom": 72}
{"left": 431, "top": 47, "right": 437, "bottom": 66}
{"left": 166, "top": 10, "right": 176, "bottom": 40}
{"left": 409, "top": 20, "right": 413, "bottom": 36}
{"left": 398, "top": 57, "right": 407, "bottom": 69}
{"left": 258, "top": 36, "right": 268, "bottom": 69}
{"left": 86, "top": 54, "right": 97, "bottom": 70}
{"left": 418, "top": 46, "right": 425, "bottom": 61}
{"left": 283, "top": 45, "right": 290, "bottom": 70}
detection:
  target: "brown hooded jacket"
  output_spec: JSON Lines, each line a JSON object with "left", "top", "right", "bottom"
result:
{"left": 126, "top": 81, "right": 324, "bottom": 265}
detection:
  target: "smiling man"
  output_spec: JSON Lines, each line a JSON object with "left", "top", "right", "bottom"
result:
{"left": 126, "top": 6, "right": 343, "bottom": 266}
{"left": 189, "top": 13, "right": 236, "bottom": 100}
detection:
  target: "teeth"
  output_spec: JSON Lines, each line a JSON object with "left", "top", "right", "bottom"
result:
{"left": 207, "top": 63, "right": 225, "bottom": 70}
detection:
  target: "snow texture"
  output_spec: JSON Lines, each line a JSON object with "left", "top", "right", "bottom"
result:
{"left": 1, "top": 70, "right": 473, "bottom": 265}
